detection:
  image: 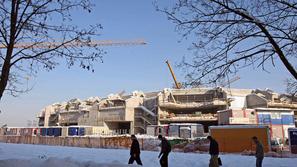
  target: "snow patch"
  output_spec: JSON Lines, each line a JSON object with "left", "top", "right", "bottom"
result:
{"left": 0, "top": 157, "right": 136, "bottom": 167}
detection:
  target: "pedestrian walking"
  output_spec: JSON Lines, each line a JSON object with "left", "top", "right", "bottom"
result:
{"left": 158, "top": 135, "right": 171, "bottom": 167}
{"left": 252, "top": 136, "right": 264, "bottom": 167}
{"left": 128, "top": 135, "right": 142, "bottom": 166}
{"left": 207, "top": 136, "right": 219, "bottom": 167}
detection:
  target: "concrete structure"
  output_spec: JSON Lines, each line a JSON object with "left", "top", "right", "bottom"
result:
{"left": 38, "top": 92, "right": 158, "bottom": 135}
{"left": 37, "top": 87, "right": 297, "bottom": 136}
{"left": 157, "top": 88, "right": 228, "bottom": 132}
{"left": 247, "top": 89, "right": 297, "bottom": 126}
{"left": 218, "top": 109, "right": 257, "bottom": 125}
{"left": 217, "top": 88, "right": 297, "bottom": 140}
{"left": 218, "top": 107, "right": 295, "bottom": 140}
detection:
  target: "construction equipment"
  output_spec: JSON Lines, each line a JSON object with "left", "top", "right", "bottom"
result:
{"left": 165, "top": 60, "right": 182, "bottom": 89}
{"left": 220, "top": 76, "right": 240, "bottom": 87}
{"left": 0, "top": 39, "right": 146, "bottom": 49}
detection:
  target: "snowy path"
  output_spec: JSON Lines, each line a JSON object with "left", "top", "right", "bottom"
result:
{"left": 0, "top": 143, "right": 295, "bottom": 167}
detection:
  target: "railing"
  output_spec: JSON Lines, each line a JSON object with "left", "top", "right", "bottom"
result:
{"left": 106, "top": 129, "right": 129, "bottom": 135}
{"left": 59, "top": 113, "right": 84, "bottom": 124}
{"left": 135, "top": 112, "right": 154, "bottom": 120}
{"left": 102, "top": 115, "right": 125, "bottom": 121}
{"left": 78, "top": 118, "right": 104, "bottom": 126}
{"left": 161, "top": 96, "right": 227, "bottom": 107}
{"left": 100, "top": 104, "right": 125, "bottom": 109}
{"left": 168, "top": 94, "right": 226, "bottom": 104}
{"left": 159, "top": 114, "right": 217, "bottom": 121}
{"left": 229, "top": 117, "right": 257, "bottom": 124}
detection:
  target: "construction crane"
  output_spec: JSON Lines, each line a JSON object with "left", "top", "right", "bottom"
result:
{"left": 166, "top": 60, "right": 182, "bottom": 89}
{"left": 220, "top": 76, "right": 241, "bottom": 87}
{"left": 0, "top": 39, "right": 146, "bottom": 49}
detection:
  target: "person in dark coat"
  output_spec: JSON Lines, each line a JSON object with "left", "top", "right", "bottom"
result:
{"left": 252, "top": 136, "right": 264, "bottom": 167}
{"left": 207, "top": 136, "right": 219, "bottom": 167}
{"left": 158, "top": 135, "right": 171, "bottom": 167}
{"left": 128, "top": 135, "right": 142, "bottom": 165}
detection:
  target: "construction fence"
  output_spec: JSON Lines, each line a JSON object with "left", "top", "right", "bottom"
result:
{"left": 0, "top": 135, "right": 160, "bottom": 151}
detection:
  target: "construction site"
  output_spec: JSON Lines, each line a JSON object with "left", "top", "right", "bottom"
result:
{"left": 0, "top": 43, "right": 295, "bottom": 156}
{"left": 35, "top": 86, "right": 297, "bottom": 139}
{"left": 32, "top": 60, "right": 296, "bottom": 142}
{"left": 30, "top": 60, "right": 296, "bottom": 142}
{"left": 0, "top": 39, "right": 296, "bottom": 154}
{"left": 0, "top": 47, "right": 295, "bottom": 157}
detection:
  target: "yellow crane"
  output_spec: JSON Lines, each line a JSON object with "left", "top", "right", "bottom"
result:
{"left": 165, "top": 60, "right": 182, "bottom": 89}
{"left": 0, "top": 39, "right": 146, "bottom": 49}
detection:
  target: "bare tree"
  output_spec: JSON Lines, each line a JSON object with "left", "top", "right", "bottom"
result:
{"left": 0, "top": 0, "right": 104, "bottom": 100}
{"left": 157, "top": 0, "right": 297, "bottom": 86}
{"left": 286, "top": 78, "right": 297, "bottom": 97}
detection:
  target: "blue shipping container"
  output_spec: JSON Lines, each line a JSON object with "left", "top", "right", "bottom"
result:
{"left": 258, "top": 114, "right": 294, "bottom": 125}
{"left": 47, "top": 128, "right": 54, "bottom": 136}
{"left": 53, "top": 128, "right": 62, "bottom": 137}
{"left": 282, "top": 115, "right": 295, "bottom": 125}
{"left": 78, "top": 127, "right": 85, "bottom": 136}
{"left": 41, "top": 128, "right": 47, "bottom": 136}
{"left": 271, "top": 119, "right": 282, "bottom": 125}
{"left": 258, "top": 114, "right": 271, "bottom": 124}
{"left": 68, "top": 127, "right": 79, "bottom": 136}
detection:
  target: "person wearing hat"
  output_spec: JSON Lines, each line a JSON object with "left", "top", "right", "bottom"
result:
{"left": 158, "top": 135, "right": 171, "bottom": 167}
{"left": 128, "top": 134, "right": 142, "bottom": 165}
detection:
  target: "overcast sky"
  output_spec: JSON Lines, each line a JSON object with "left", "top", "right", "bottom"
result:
{"left": 0, "top": 0, "right": 293, "bottom": 127}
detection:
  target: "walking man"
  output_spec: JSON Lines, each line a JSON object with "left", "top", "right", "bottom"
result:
{"left": 158, "top": 135, "right": 171, "bottom": 167}
{"left": 207, "top": 136, "right": 219, "bottom": 167}
{"left": 252, "top": 136, "right": 264, "bottom": 167}
{"left": 128, "top": 135, "right": 142, "bottom": 165}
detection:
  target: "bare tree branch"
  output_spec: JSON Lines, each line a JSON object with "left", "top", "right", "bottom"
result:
{"left": 157, "top": 0, "right": 297, "bottom": 86}
{"left": 0, "top": 0, "right": 104, "bottom": 100}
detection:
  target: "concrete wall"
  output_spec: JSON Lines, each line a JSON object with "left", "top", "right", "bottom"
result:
{"left": 125, "top": 97, "right": 142, "bottom": 121}
{"left": 246, "top": 94, "right": 268, "bottom": 108}
{"left": 217, "top": 109, "right": 257, "bottom": 125}
{"left": 217, "top": 110, "right": 232, "bottom": 125}
{"left": 44, "top": 106, "right": 56, "bottom": 126}
{"left": 125, "top": 97, "right": 143, "bottom": 134}
{"left": 228, "top": 96, "right": 246, "bottom": 109}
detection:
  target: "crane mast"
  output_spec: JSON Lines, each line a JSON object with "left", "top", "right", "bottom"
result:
{"left": 166, "top": 60, "right": 182, "bottom": 89}
{"left": 0, "top": 39, "right": 146, "bottom": 49}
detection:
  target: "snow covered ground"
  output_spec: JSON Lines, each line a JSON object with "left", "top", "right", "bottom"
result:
{"left": 0, "top": 143, "right": 296, "bottom": 167}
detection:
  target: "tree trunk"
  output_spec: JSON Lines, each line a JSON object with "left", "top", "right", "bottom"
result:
{"left": 0, "top": 0, "right": 18, "bottom": 101}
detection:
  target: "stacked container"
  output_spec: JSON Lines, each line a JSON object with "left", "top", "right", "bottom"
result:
{"left": 68, "top": 127, "right": 79, "bottom": 136}
{"left": 40, "top": 128, "right": 47, "bottom": 136}
{"left": 53, "top": 127, "right": 62, "bottom": 137}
